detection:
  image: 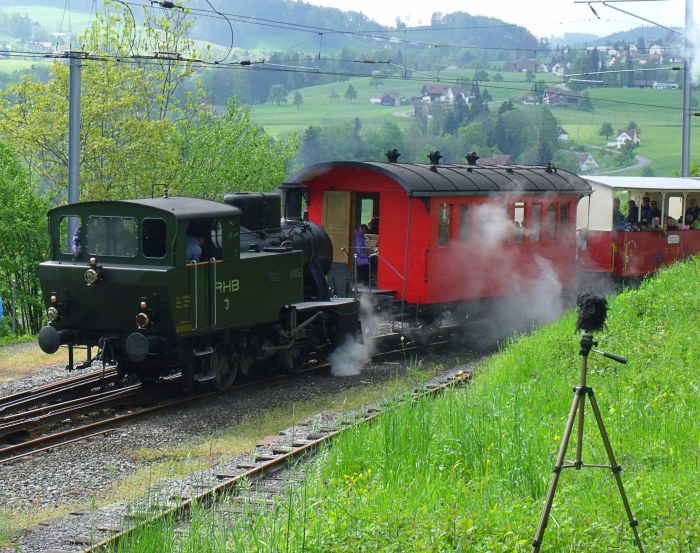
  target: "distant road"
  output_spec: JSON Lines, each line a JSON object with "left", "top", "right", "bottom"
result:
{"left": 594, "top": 155, "right": 651, "bottom": 175}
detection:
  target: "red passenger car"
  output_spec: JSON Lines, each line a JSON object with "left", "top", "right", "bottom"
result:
{"left": 577, "top": 176, "right": 700, "bottom": 283}
{"left": 289, "top": 160, "right": 592, "bottom": 327}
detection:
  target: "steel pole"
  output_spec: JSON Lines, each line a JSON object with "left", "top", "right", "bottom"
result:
{"left": 681, "top": 0, "right": 692, "bottom": 176}
{"left": 68, "top": 52, "right": 82, "bottom": 204}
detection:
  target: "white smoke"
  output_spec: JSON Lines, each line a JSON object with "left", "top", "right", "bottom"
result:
{"left": 455, "top": 202, "right": 568, "bottom": 345}
{"left": 328, "top": 334, "right": 374, "bottom": 376}
{"left": 328, "top": 294, "right": 381, "bottom": 376}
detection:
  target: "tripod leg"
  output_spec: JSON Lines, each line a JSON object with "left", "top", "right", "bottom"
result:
{"left": 587, "top": 392, "right": 645, "bottom": 553}
{"left": 531, "top": 392, "right": 584, "bottom": 553}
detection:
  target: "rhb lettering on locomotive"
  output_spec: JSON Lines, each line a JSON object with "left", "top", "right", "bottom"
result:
{"left": 216, "top": 279, "right": 240, "bottom": 293}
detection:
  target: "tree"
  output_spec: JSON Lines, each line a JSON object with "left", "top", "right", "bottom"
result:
{"left": 599, "top": 121, "right": 614, "bottom": 140}
{"left": 552, "top": 150, "right": 581, "bottom": 174}
{"left": 619, "top": 139, "right": 638, "bottom": 166}
{"left": 363, "top": 120, "right": 405, "bottom": 161}
{"left": 294, "top": 91, "right": 304, "bottom": 110}
{"left": 473, "top": 69, "right": 489, "bottom": 82}
{"left": 269, "top": 84, "right": 289, "bottom": 105}
{"left": 577, "top": 91, "right": 594, "bottom": 111}
{"left": 345, "top": 84, "right": 357, "bottom": 102}
{"left": 0, "top": 0, "right": 201, "bottom": 201}
{"left": 329, "top": 89, "right": 340, "bottom": 102}
{"left": 0, "top": 141, "right": 49, "bottom": 334}
{"left": 370, "top": 74, "right": 384, "bottom": 89}
{"left": 170, "top": 98, "right": 299, "bottom": 198}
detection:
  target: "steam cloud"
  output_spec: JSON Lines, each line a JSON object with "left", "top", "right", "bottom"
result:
{"left": 328, "top": 295, "right": 381, "bottom": 376}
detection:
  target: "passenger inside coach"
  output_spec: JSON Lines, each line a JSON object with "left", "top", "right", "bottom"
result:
{"left": 623, "top": 200, "right": 639, "bottom": 230}
{"left": 640, "top": 197, "right": 653, "bottom": 225}
{"left": 353, "top": 225, "right": 370, "bottom": 284}
{"left": 612, "top": 198, "right": 624, "bottom": 230}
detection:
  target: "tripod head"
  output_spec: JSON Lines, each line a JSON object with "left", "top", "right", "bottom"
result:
{"left": 575, "top": 294, "right": 627, "bottom": 364}
{"left": 579, "top": 331, "right": 627, "bottom": 364}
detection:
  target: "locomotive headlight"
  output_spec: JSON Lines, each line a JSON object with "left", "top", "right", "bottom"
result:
{"left": 85, "top": 268, "right": 100, "bottom": 285}
{"left": 47, "top": 306, "right": 60, "bottom": 322}
{"left": 140, "top": 300, "right": 148, "bottom": 309}
{"left": 135, "top": 312, "right": 150, "bottom": 328}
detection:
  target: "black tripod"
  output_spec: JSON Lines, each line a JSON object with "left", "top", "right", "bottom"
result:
{"left": 531, "top": 331, "right": 644, "bottom": 553}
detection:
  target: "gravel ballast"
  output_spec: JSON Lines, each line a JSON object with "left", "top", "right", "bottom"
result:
{"left": 0, "top": 350, "right": 474, "bottom": 553}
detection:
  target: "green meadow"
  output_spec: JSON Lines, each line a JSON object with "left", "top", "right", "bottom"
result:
{"left": 110, "top": 257, "right": 699, "bottom": 552}
{"left": 250, "top": 72, "right": 694, "bottom": 175}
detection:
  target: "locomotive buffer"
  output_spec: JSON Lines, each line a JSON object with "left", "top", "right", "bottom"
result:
{"left": 531, "top": 295, "right": 644, "bottom": 553}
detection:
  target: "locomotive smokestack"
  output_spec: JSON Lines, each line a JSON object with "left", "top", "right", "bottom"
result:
{"left": 278, "top": 182, "right": 307, "bottom": 222}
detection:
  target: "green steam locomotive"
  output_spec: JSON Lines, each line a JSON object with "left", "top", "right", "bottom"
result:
{"left": 37, "top": 186, "right": 360, "bottom": 390}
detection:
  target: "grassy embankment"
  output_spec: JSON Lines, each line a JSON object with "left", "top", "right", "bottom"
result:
{"left": 112, "top": 257, "right": 699, "bottom": 552}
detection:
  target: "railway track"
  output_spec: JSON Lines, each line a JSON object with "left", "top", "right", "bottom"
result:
{"left": 80, "top": 368, "right": 471, "bottom": 552}
{"left": 0, "top": 328, "right": 443, "bottom": 465}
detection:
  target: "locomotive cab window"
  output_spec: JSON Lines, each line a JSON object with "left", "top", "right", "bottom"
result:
{"left": 142, "top": 218, "right": 166, "bottom": 259}
{"left": 86, "top": 216, "right": 138, "bottom": 257}
{"left": 58, "top": 215, "right": 82, "bottom": 257}
{"left": 185, "top": 220, "right": 221, "bottom": 263}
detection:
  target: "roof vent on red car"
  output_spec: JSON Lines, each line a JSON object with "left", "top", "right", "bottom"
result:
{"left": 427, "top": 150, "right": 442, "bottom": 171}
{"left": 385, "top": 149, "right": 401, "bottom": 163}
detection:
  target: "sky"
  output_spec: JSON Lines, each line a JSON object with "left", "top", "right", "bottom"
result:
{"left": 309, "top": 0, "right": 689, "bottom": 38}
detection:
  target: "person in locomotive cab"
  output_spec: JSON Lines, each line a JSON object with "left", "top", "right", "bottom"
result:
{"left": 186, "top": 233, "right": 207, "bottom": 263}
{"left": 353, "top": 224, "right": 370, "bottom": 284}
{"left": 71, "top": 226, "right": 82, "bottom": 258}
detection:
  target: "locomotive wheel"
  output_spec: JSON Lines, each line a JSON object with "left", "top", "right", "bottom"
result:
{"left": 211, "top": 343, "right": 238, "bottom": 391}
{"left": 278, "top": 344, "right": 309, "bottom": 373}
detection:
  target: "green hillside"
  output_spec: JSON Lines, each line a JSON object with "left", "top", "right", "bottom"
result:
{"left": 250, "top": 72, "right": 692, "bottom": 175}
{"left": 105, "top": 256, "right": 700, "bottom": 552}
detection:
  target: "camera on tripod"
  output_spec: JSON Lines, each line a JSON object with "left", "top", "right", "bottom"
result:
{"left": 575, "top": 293, "right": 608, "bottom": 333}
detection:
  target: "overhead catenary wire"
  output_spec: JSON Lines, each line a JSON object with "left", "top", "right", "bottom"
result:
{"left": 0, "top": 0, "right": 691, "bottom": 117}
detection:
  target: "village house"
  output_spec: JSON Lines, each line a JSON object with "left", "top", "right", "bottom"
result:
{"left": 477, "top": 154, "right": 514, "bottom": 166}
{"left": 574, "top": 152, "right": 599, "bottom": 172}
{"left": 607, "top": 129, "right": 641, "bottom": 149}
{"left": 550, "top": 61, "right": 570, "bottom": 76}
{"left": 420, "top": 83, "right": 469, "bottom": 104}
{"left": 543, "top": 88, "right": 580, "bottom": 107}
